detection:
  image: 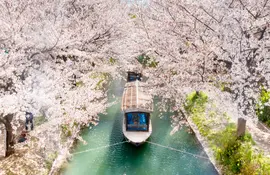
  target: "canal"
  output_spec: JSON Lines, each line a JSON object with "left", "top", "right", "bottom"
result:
{"left": 64, "top": 78, "right": 218, "bottom": 175}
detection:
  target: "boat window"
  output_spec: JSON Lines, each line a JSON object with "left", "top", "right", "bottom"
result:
{"left": 126, "top": 112, "right": 149, "bottom": 131}
{"left": 127, "top": 72, "right": 142, "bottom": 82}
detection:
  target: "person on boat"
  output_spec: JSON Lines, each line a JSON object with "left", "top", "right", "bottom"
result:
{"left": 133, "top": 115, "right": 139, "bottom": 126}
{"left": 25, "top": 112, "right": 34, "bottom": 131}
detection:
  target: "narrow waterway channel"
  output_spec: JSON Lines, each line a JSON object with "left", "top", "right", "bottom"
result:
{"left": 64, "top": 78, "right": 218, "bottom": 175}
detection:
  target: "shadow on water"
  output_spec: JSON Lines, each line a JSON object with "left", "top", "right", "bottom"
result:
{"left": 64, "top": 77, "right": 219, "bottom": 175}
{"left": 95, "top": 77, "right": 124, "bottom": 174}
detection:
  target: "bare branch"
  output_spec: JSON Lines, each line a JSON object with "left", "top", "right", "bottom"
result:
{"left": 177, "top": 4, "right": 216, "bottom": 32}
{"left": 238, "top": 0, "right": 258, "bottom": 19}
{"left": 200, "top": 7, "right": 221, "bottom": 23}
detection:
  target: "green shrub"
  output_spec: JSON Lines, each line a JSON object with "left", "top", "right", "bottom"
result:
{"left": 212, "top": 124, "right": 251, "bottom": 174}
{"left": 184, "top": 91, "right": 270, "bottom": 175}
{"left": 45, "top": 152, "right": 58, "bottom": 170}
{"left": 255, "top": 87, "right": 270, "bottom": 127}
{"left": 89, "top": 72, "right": 110, "bottom": 90}
{"left": 75, "top": 81, "right": 84, "bottom": 87}
{"left": 128, "top": 13, "right": 137, "bottom": 19}
{"left": 60, "top": 124, "right": 72, "bottom": 137}
{"left": 210, "top": 80, "right": 232, "bottom": 93}
{"left": 218, "top": 82, "right": 232, "bottom": 93}
{"left": 206, "top": 121, "right": 268, "bottom": 175}
{"left": 184, "top": 91, "right": 208, "bottom": 114}
{"left": 137, "top": 54, "right": 159, "bottom": 68}
{"left": 184, "top": 91, "right": 210, "bottom": 137}
{"left": 109, "top": 57, "right": 116, "bottom": 65}
{"left": 34, "top": 115, "right": 48, "bottom": 126}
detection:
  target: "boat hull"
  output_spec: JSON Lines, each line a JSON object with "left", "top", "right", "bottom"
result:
{"left": 125, "top": 139, "right": 145, "bottom": 146}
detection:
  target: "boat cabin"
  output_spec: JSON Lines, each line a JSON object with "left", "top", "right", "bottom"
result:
{"left": 127, "top": 71, "right": 142, "bottom": 82}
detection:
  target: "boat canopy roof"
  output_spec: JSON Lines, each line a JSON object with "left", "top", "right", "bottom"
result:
{"left": 121, "top": 81, "right": 153, "bottom": 113}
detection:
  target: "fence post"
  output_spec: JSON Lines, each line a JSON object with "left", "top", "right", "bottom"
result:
{"left": 237, "top": 118, "right": 246, "bottom": 137}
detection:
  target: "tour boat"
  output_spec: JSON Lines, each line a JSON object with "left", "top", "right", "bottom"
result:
{"left": 121, "top": 72, "right": 153, "bottom": 146}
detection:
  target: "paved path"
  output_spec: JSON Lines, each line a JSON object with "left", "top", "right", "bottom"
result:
{"left": 247, "top": 121, "right": 270, "bottom": 156}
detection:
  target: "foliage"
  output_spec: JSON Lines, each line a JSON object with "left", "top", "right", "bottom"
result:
{"left": 212, "top": 125, "right": 270, "bottom": 175}
{"left": 89, "top": 72, "right": 111, "bottom": 90}
{"left": 208, "top": 77, "right": 232, "bottom": 93}
{"left": 34, "top": 115, "right": 48, "bottom": 127}
{"left": 184, "top": 91, "right": 210, "bottom": 137}
{"left": 185, "top": 92, "right": 270, "bottom": 175}
{"left": 57, "top": 162, "right": 69, "bottom": 175}
{"left": 60, "top": 124, "right": 72, "bottom": 138}
{"left": 170, "top": 69, "right": 178, "bottom": 76}
{"left": 45, "top": 152, "right": 58, "bottom": 170}
{"left": 255, "top": 87, "right": 270, "bottom": 127}
{"left": 128, "top": 13, "right": 137, "bottom": 19}
{"left": 215, "top": 81, "right": 232, "bottom": 93}
{"left": 109, "top": 57, "right": 117, "bottom": 65}
{"left": 75, "top": 81, "right": 84, "bottom": 87}
{"left": 137, "top": 54, "right": 159, "bottom": 68}
{"left": 184, "top": 91, "right": 208, "bottom": 114}
{"left": 211, "top": 124, "right": 252, "bottom": 174}
{"left": 192, "top": 114, "right": 211, "bottom": 137}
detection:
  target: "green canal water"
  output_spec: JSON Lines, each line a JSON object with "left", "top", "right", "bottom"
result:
{"left": 64, "top": 79, "right": 218, "bottom": 175}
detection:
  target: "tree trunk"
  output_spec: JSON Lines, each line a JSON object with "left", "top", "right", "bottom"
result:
{"left": 0, "top": 114, "right": 14, "bottom": 156}
{"left": 237, "top": 117, "right": 246, "bottom": 137}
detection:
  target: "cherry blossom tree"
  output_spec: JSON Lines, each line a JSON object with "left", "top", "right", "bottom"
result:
{"left": 0, "top": 0, "right": 269, "bottom": 173}
{"left": 120, "top": 0, "right": 270, "bottom": 119}
{"left": 0, "top": 0, "right": 133, "bottom": 162}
